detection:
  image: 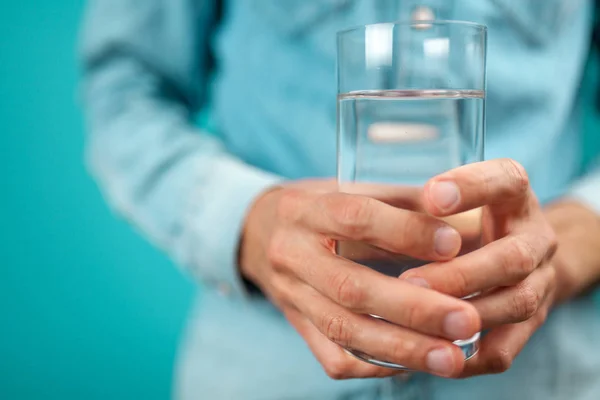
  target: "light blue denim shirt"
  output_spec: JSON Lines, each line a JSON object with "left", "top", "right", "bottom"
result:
{"left": 81, "top": 1, "right": 600, "bottom": 399}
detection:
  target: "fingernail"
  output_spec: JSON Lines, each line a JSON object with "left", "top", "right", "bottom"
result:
{"left": 426, "top": 347, "right": 455, "bottom": 376}
{"left": 444, "top": 311, "right": 472, "bottom": 340}
{"left": 430, "top": 181, "right": 460, "bottom": 211}
{"left": 434, "top": 226, "right": 460, "bottom": 257}
{"left": 404, "top": 277, "right": 430, "bottom": 288}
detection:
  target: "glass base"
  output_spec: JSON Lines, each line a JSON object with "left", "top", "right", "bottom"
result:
{"left": 345, "top": 332, "right": 480, "bottom": 371}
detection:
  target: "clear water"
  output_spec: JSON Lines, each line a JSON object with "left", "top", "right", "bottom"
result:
{"left": 337, "top": 89, "right": 485, "bottom": 276}
{"left": 336, "top": 90, "right": 485, "bottom": 369}
{"left": 338, "top": 89, "right": 485, "bottom": 187}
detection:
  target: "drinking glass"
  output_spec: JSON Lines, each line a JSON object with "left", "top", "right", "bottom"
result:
{"left": 336, "top": 20, "right": 487, "bottom": 370}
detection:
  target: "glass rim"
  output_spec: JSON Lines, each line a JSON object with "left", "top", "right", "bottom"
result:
{"left": 337, "top": 19, "right": 487, "bottom": 38}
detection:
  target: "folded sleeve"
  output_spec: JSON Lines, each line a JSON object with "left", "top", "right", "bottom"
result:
{"left": 80, "top": 0, "right": 281, "bottom": 297}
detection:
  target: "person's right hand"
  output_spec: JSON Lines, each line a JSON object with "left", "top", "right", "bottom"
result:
{"left": 239, "top": 180, "right": 481, "bottom": 379}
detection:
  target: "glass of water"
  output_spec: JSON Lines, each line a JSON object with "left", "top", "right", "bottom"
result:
{"left": 336, "top": 20, "right": 487, "bottom": 370}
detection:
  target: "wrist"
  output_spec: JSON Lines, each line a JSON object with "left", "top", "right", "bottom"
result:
{"left": 238, "top": 185, "right": 284, "bottom": 288}
{"left": 544, "top": 200, "right": 600, "bottom": 303}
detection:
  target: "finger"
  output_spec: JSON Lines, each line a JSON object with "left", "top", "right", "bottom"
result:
{"left": 459, "top": 300, "right": 551, "bottom": 378}
{"left": 283, "top": 308, "right": 400, "bottom": 379}
{"left": 339, "top": 182, "right": 424, "bottom": 211}
{"left": 399, "top": 226, "right": 556, "bottom": 298}
{"left": 285, "top": 284, "right": 466, "bottom": 378}
{"left": 422, "top": 158, "right": 532, "bottom": 217}
{"left": 269, "top": 237, "right": 480, "bottom": 341}
{"left": 285, "top": 180, "right": 424, "bottom": 210}
{"left": 302, "top": 192, "right": 462, "bottom": 260}
{"left": 469, "top": 264, "right": 556, "bottom": 328}
{"left": 439, "top": 208, "right": 483, "bottom": 241}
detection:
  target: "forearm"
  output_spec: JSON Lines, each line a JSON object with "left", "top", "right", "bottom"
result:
{"left": 81, "top": 0, "right": 282, "bottom": 296}
{"left": 545, "top": 200, "right": 600, "bottom": 303}
{"left": 83, "top": 58, "right": 280, "bottom": 295}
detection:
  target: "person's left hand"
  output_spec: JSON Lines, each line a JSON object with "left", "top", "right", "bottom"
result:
{"left": 400, "top": 158, "right": 558, "bottom": 377}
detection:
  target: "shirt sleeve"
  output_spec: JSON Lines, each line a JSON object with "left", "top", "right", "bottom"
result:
{"left": 569, "top": 161, "right": 600, "bottom": 216}
{"left": 79, "top": 0, "right": 281, "bottom": 298}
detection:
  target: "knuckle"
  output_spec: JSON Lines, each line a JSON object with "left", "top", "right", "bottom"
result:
{"left": 332, "top": 271, "right": 366, "bottom": 310}
{"left": 506, "top": 236, "right": 539, "bottom": 277}
{"left": 503, "top": 159, "right": 530, "bottom": 195}
{"left": 389, "top": 337, "right": 417, "bottom": 365}
{"left": 323, "top": 357, "right": 352, "bottom": 380}
{"left": 399, "top": 301, "right": 419, "bottom": 330}
{"left": 326, "top": 194, "right": 373, "bottom": 238}
{"left": 322, "top": 313, "right": 354, "bottom": 348}
{"left": 513, "top": 282, "right": 541, "bottom": 321}
{"left": 277, "top": 189, "right": 304, "bottom": 221}
{"left": 267, "top": 231, "right": 291, "bottom": 270}
{"left": 396, "top": 213, "right": 423, "bottom": 249}
{"left": 448, "top": 266, "right": 471, "bottom": 297}
{"left": 488, "top": 348, "right": 513, "bottom": 374}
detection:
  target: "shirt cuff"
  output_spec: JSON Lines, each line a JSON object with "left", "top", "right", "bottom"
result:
{"left": 567, "top": 169, "right": 600, "bottom": 217}
{"left": 185, "top": 156, "right": 281, "bottom": 298}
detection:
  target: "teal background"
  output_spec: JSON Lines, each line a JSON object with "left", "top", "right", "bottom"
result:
{"left": 583, "top": 38, "right": 600, "bottom": 169}
{"left": 1, "top": 2, "right": 600, "bottom": 400}
{"left": 0, "top": 2, "right": 194, "bottom": 399}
